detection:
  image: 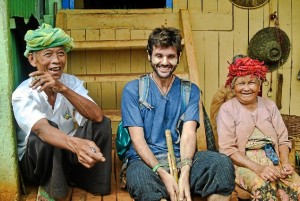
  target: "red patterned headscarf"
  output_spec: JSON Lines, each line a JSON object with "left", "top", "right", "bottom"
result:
{"left": 225, "top": 57, "right": 268, "bottom": 87}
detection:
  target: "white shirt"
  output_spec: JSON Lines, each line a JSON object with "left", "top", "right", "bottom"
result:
{"left": 12, "top": 73, "right": 94, "bottom": 160}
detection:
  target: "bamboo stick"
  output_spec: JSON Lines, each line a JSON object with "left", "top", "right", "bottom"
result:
{"left": 165, "top": 130, "right": 178, "bottom": 183}
{"left": 167, "top": 153, "right": 174, "bottom": 177}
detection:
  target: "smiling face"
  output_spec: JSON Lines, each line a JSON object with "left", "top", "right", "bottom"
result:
{"left": 233, "top": 75, "right": 261, "bottom": 106}
{"left": 28, "top": 46, "right": 66, "bottom": 80}
{"left": 149, "top": 46, "right": 179, "bottom": 79}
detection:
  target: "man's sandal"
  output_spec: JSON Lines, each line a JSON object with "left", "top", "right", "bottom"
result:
{"left": 36, "top": 186, "right": 55, "bottom": 201}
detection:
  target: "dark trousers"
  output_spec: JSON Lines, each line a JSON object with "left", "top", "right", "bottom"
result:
{"left": 126, "top": 151, "right": 235, "bottom": 201}
{"left": 19, "top": 117, "right": 112, "bottom": 198}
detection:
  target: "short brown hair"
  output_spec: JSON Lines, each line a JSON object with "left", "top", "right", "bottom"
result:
{"left": 147, "top": 27, "right": 182, "bottom": 56}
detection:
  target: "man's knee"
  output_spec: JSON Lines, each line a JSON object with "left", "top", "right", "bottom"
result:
{"left": 126, "top": 161, "right": 150, "bottom": 182}
{"left": 194, "top": 151, "right": 235, "bottom": 192}
{"left": 93, "top": 116, "right": 112, "bottom": 137}
{"left": 126, "top": 162, "right": 167, "bottom": 201}
{"left": 195, "top": 151, "right": 234, "bottom": 172}
{"left": 87, "top": 116, "right": 112, "bottom": 147}
{"left": 211, "top": 153, "right": 235, "bottom": 193}
{"left": 214, "top": 153, "right": 235, "bottom": 178}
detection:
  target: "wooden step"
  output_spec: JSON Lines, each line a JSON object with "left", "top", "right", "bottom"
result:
{"left": 72, "top": 40, "right": 148, "bottom": 50}
{"left": 103, "top": 110, "right": 121, "bottom": 122}
{"left": 72, "top": 39, "right": 185, "bottom": 51}
{"left": 77, "top": 72, "right": 190, "bottom": 83}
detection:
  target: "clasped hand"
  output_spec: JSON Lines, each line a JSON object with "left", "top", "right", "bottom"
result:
{"left": 29, "top": 71, "right": 63, "bottom": 92}
{"left": 160, "top": 169, "right": 192, "bottom": 201}
{"left": 258, "top": 163, "right": 293, "bottom": 182}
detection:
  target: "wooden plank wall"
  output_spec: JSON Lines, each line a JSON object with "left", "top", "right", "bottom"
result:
{"left": 58, "top": 0, "right": 300, "bottom": 120}
{"left": 57, "top": 9, "right": 186, "bottom": 133}
{"left": 188, "top": 0, "right": 300, "bottom": 116}
{"left": 291, "top": 0, "right": 300, "bottom": 115}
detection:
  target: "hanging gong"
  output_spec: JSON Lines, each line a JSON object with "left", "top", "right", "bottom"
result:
{"left": 229, "top": 0, "right": 269, "bottom": 9}
{"left": 248, "top": 27, "right": 291, "bottom": 72}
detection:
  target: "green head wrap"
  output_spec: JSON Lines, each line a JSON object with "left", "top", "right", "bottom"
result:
{"left": 24, "top": 23, "right": 74, "bottom": 57}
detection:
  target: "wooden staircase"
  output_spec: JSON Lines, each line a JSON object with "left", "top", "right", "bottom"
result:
{"left": 54, "top": 8, "right": 207, "bottom": 201}
{"left": 56, "top": 8, "right": 207, "bottom": 150}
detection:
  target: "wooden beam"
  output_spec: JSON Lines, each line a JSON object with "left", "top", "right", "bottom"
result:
{"left": 180, "top": 10, "right": 200, "bottom": 87}
{"left": 72, "top": 40, "right": 147, "bottom": 50}
{"left": 56, "top": 9, "right": 232, "bottom": 32}
{"left": 180, "top": 10, "right": 207, "bottom": 151}
{"left": 57, "top": 11, "right": 180, "bottom": 30}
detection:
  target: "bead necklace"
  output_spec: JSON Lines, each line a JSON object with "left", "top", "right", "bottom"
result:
{"left": 151, "top": 73, "right": 174, "bottom": 96}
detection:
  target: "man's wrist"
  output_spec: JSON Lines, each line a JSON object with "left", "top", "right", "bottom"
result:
{"left": 52, "top": 82, "right": 67, "bottom": 93}
{"left": 180, "top": 157, "right": 193, "bottom": 168}
{"left": 152, "top": 163, "right": 164, "bottom": 174}
{"left": 180, "top": 164, "right": 191, "bottom": 173}
{"left": 66, "top": 135, "right": 77, "bottom": 153}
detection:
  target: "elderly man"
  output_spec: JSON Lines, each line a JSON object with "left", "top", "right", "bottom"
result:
{"left": 12, "top": 23, "right": 112, "bottom": 200}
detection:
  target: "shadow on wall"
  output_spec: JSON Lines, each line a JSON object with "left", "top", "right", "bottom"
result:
{"left": 11, "top": 14, "right": 39, "bottom": 84}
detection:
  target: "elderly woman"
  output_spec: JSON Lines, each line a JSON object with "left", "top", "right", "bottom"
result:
{"left": 217, "top": 56, "right": 300, "bottom": 200}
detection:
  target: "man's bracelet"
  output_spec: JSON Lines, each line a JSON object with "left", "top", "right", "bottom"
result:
{"left": 180, "top": 158, "right": 193, "bottom": 168}
{"left": 152, "top": 163, "right": 164, "bottom": 173}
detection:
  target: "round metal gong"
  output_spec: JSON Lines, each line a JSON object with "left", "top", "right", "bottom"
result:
{"left": 229, "top": 0, "right": 269, "bottom": 9}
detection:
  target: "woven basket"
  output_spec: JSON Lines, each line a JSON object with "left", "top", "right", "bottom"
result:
{"left": 282, "top": 114, "right": 300, "bottom": 138}
{"left": 282, "top": 114, "right": 300, "bottom": 169}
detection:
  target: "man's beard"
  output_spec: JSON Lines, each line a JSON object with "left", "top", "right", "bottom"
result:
{"left": 151, "top": 63, "right": 177, "bottom": 79}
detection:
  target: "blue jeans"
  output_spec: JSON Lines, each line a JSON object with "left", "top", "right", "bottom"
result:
{"left": 126, "top": 151, "right": 235, "bottom": 201}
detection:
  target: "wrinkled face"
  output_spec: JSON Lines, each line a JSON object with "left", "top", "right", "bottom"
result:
{"left": 28, "top": 46, "right": 66, "bottom": 80}
{"left": 149, "top": 46, "right": 179, "bottom": 79}
{"left": 233, "top": 75, "right": 261, "bottom": 105}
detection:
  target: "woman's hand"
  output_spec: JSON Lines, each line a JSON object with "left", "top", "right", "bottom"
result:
{"left": 178, "top": 166, "right": 192, "bottom": 201}
{"left": 279, "top": 145, "right": 294, "bottom": 178}
{"left": 280, "top": 162, "right": 294, "bottom": 178}
{"left": 255, "top": 164, "right": 283, "bottom": 182}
